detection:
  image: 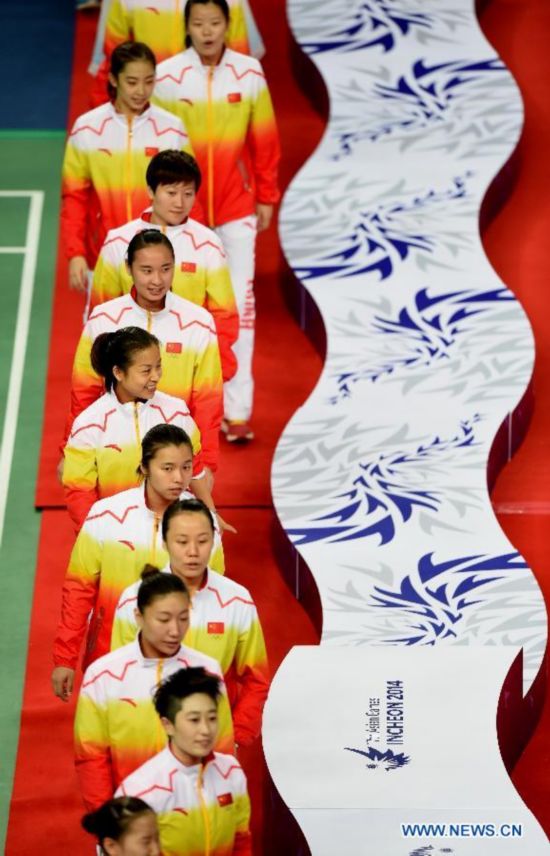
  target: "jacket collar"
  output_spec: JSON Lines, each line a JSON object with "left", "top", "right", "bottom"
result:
{"left": 131, "top": 635, "right": 186, "bottom": 669}
{"left": 105, "top": 387, "right": 156, "bottom": 416}
{"left": 139, "top": 209, "right": 189, "bottom": 234}
{"left": 108, "top": 100, "right": 153, "bottom": 130}
{"left": 129, "top": 285, "right": 171, "bottom": 318}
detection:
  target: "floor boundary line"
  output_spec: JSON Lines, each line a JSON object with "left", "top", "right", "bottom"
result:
{"left": 0, "top": 190, "right": 44, "bottom": 547}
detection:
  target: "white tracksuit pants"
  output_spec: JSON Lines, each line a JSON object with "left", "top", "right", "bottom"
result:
{"left": 216, "top": 215, "right": 257, "bottom": 422}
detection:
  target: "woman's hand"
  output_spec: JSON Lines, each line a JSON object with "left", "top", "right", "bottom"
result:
{"left": 216, "top": 513, "right": 237, "bottom": 535}
{"left": 52, "top": 666, "right": 75, "bottom": 701}
{"left": 256, "top": 203, "right": 274, "bottom": 232}
{"left": 69, "top": 255, "right": 89, "bottom": 292}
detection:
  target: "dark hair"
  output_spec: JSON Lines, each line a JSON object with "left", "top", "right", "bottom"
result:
{"left": 184, "top": 0, "right": 230, "bottom": 47}
{"left": 154, "top": 666, "right": 221, "bottom": 723}
{"left": 162, "top": 498, "right": 215, "bottom": 541}
{"left": 90, "top": 327, "right": 160, "bottom": 391}
{"left": 82, "top": 796, "right": 154, "bottom": 846}
{"left": 137, "top": 564, "right": 189, "bottom": 613}
{"left": 140, "top": 424, "right": 193, "bottom": 478}
{"left": 127, "top": 228, "right": 175, "bottom": 266}
{"left": 108, "top": 42, "right": 157, "bottom": 100}
{"left": 146, "top": 149, "right": 202, "bottom": 193}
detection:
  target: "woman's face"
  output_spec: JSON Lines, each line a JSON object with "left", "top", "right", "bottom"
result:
{"left": 103, "top": 812, "right": 160, "bottom": 856}
{"left": 149, "top": 181, "right": 197, "bottom": 227}
{"left": 137, "top": 592, "right": 190, "bottom": 658}
{"left": 164, "top": 693, "right": 219, "bottom": 764}
{"left": 127, "top": 244, "right": 175, "bottom": 308}
{"left": 113, "top": 344, "right": 162, "bottom": 402}
{"left": 143, "top": 443, "right": 194, "bottom": 502}
{"left": 165, "top": 511, "right": 215, "bottom": 584}
{"left": 187, "top": 2, "right": 229, "bottom": 64}
{"left": 110, "top": 60, "right": 155, "bottom": 116}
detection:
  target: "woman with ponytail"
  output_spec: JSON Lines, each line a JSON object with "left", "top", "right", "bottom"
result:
{"left": 82, "top": 796, "right": 160, "bottom": 855}
{"left": 62, "top": 324, "right": 218, "bottom": 530}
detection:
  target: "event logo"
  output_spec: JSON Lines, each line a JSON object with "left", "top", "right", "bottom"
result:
{"left": 344, "top": 679, "right": 411, "bottom": 770}
{"left": 344, "top": 745, "right": 410, "bottom": 770}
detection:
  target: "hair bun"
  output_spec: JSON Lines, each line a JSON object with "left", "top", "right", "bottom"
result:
{"left": 141, "top": 564, "right": 162, "bottom": 581}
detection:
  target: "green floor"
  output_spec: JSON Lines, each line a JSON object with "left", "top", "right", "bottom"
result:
{"left": 0, "top": 135, "right": 63, "bottom": 843}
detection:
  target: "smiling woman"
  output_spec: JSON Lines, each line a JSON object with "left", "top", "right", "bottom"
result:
{"left": 61, "top": 325, "right": 208, "bottom": 530}
{"left": 60, "top": 41, "right": 191, "bottom": 293}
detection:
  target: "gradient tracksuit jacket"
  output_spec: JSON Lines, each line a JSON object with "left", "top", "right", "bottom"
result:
{"left": 105, "top": 0, "right": 250, "bottom": 64}
{"left": 63, "top": 388, "right": 204, "bottom": 530}
{"left": 112, "top": 567, "right": 269, "bottom": 746}
{"left": 52, "top": 486, "right": 224, "bottom": 675}
{"left": 91, "top": 212, "right": 238, "bottom": 381}
{"left": 117, "top": 747, "right": 252, "bottom": 856}
{"left": 74, "top": 638, "right": 234, "bottom": 810}
{"left": 65, "top": 290, "right": 223, "bottom": 478}
{"left": 153, "top": 47, "right": 280, "bottom": 229}
{"left": 61, "top": 101, "right": 190, "bottom": 265}
{"left": 90, "top": 0, "right": 251, "bottom": 109}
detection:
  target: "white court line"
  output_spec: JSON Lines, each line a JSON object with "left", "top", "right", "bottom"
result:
{"left": 0, "top": 191, "right": 44, "bottom": 547}
{"left": 0, "top": 247, "right": 27, "bottom": 254}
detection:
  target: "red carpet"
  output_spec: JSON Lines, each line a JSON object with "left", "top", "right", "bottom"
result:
{"left": 480, "top": 0, "right": 550, "bottom": 833}
{"left": 9, "top": 2, "right": 325, "bottom": 854}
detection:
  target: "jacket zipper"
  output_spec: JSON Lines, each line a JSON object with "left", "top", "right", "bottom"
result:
{"left": 197, "top": 765, "right": 211, "bottom": 856}
{"left": 126, "top": 116, "right": 134, "bottom": 221}
{"left": 152, "top": 513, "right": 160, "bottom": 564}
{"left": 206, "top": 66, "right": 215, "bottom": 227}
{"left": 133, "top": 401, "right": 141, "bottom": 448}
{"left": 146, "top": 310, "right": 152, "bottom": 332}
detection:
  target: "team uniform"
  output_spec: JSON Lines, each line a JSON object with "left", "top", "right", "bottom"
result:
{"left": 74, "top": 639, "right": 234, "bottom": 810}
{"left": 112, "top": 567, "right": 269, "bottom": 745}
{"left": 117, "top": 747, "right": 252, "bottom": 856}
{"left": 153, "top": 47, "right": 280, "bottom": 422}
{"left": 53, "top": 485, "right": 224, "bottom": 676}
{"left": 63, "top": 389, "right": 204, "bottom": 530}
{"left": 65, "top": 290, "right": 223, "bottom": 477}
{"left": 91, "top": 212, "right": 239, "bottom": 382}
{"left": 105, "top": 0, "right": 249, "bottom": 62}
{"left": 61, "top": 101, "right": 190, "bottom": 266}
{"left": 90, "top": 0, "right": 250, "bottom": 108}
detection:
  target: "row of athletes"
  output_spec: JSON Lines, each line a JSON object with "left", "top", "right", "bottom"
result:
{"left": 52, "top": 1, "right": 282, "bottom": 850}
{"left": 53, "top": 422, "right": 267, "bottom": 854}
{"left": 62, "top": 0, "right": 280, "bottom": 440}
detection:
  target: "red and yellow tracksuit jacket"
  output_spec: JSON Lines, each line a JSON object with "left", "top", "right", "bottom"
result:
{"left": 105, "top": 0, "right": 249, "bottom": 63}
{"left": 153, "top": 47, "right": 280, "bottom": 228}
{"left": 112, "top": 567, "right": 269, "bottom": 745}
{"left": 74, "top": 638, "right": 234, "bottom": 810}
{"left": 91, "top": 212, "right": 238, "bottom": 381}
{"left": 117, "top": 747, "right": 252, "bottom": 856}
{"left": 91, "top": 0, "right": 250, "bottom": 107}
{"left": 63, "top": 389, "right": 204, "bottom": 530}
{"left": 52, "top": 486, "right": 224, "bottom": 674}
{"left": 61, "top": 101, "right": 190, "bottom": 265}
{"left": 65, "top": 290, "right": 223, "bottom": 478}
